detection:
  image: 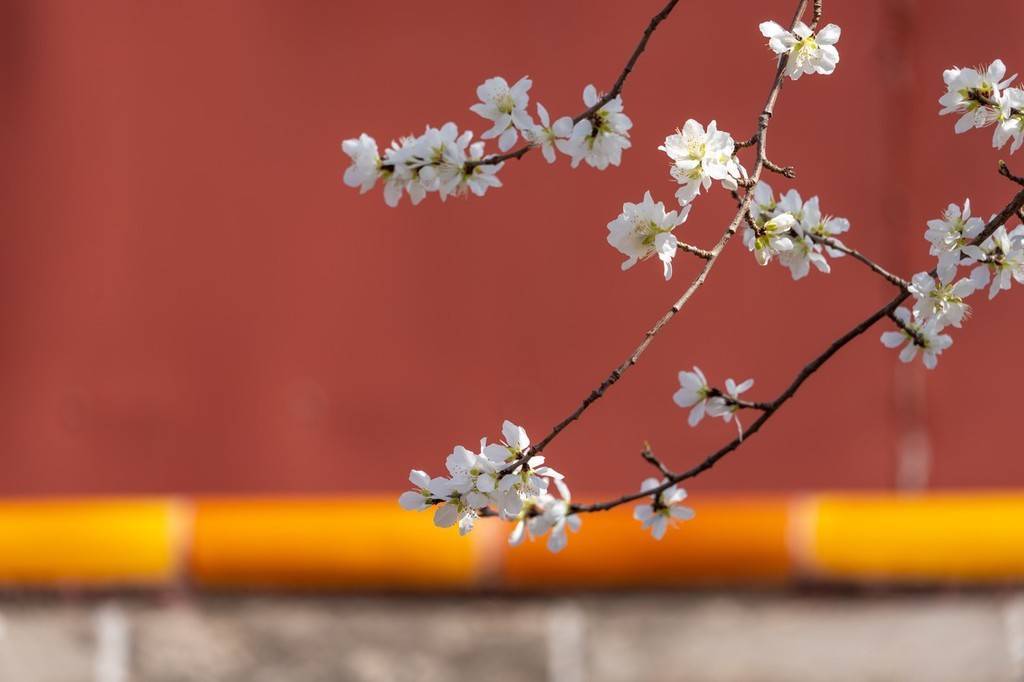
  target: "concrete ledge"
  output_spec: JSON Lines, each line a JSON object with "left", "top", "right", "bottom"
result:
{"left": 0, "top": 493, "right": 1022, "bottom": 588}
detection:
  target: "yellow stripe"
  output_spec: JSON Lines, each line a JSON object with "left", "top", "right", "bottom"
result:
{"left": 810, "top": 493, "right": 1024, "bottom": 581}
{"left": 191, "top": 498, "right": 493, "bottom": 589}
{"left": 0, "top": 498, "right": 180, "bottom": 586}
{"left": 501, "top": 498, "right": 792, "bottom": 587}
{"left": 0, "top": 494, "right": 1022, "bottom": 587}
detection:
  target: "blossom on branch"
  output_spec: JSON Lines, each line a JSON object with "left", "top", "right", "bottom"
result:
{"left": 633, "top": 477, "right": 695, "bottom": 540}
{"left": 908, "top": 272, "right": 977, "bottom": 328}
{"left": 660, "top": 120, "right": 745, "bottom": 204}
{"left": 341, "top": 133, "right": 380, "bottom": 194}
{"left": 557, "top": 84, "right": 632, "bottom": 169}
{"left": 673, "top": 366, "right": 713, "bottom": 426}
{"left": 939, "top": 60, "right": 1015, "bottom": 133}
{"left": 523, "top": 103, "right": 573, "bottom": 164}
{"left": 880, "top": 307, "right": 953, "bottom": 369}
{"left": 962, "top": 224, "right": 1024, "bottom": 299}
{"left": 924, "top": 199, "right": 985, "bottom": 283}
{"left": 607, "top": 191, "right": 692, "bottom": 280}
{"left": 470, "top": 76, "right": 535, "bottom": 152}
{"left": 759, "top": 21, "right": 841, "bottom": 80}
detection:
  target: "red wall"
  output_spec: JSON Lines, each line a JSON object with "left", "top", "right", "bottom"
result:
{"left": 1, "top": 0, "right": 1022, "bottom": 496}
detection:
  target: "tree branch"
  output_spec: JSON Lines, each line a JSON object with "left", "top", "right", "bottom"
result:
{"left": 466, "top": 0, "right": 681, "bottom": 171}
{"left": 807, "top": 234, "right": 911, "bottom": 289}
{"left": 499, "top": 0, "right": 812, "bottom": 477}
{"left": 573, "top": 181, "right": 1024, "bottom": 515}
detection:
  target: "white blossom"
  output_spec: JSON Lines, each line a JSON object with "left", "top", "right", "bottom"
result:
{"left": 800, "top": 195, "right": 850, "bottom": 257}
{"left": 633, "top": 477, "right": 695, "bottom": 540}
{"left": 706, "top": 378, "right": 755, "bottom": 424}
{"left": 341, "top": 133, "right": 381, "bottom": 193}
{"left": 673, "top": 366, "right": 713, "bottom": 426}
{"left": 759, "top": 21, "right": 841, "bottom": 80}
{"left": 908, "top": 272, "right": 977, "bottom": 328}
{"left": 470, "top": 76, "right": 534, "bottom": 152}
{"left": 659, "top": 120, "right": 745, "bottom": 204}
{"left": 939, "top": 60, "right": 1015, "bottom": 133}
{"left": 457, "top": 142, "right": 504, "bottom": 198}
{"left": 746, "top": 212, "right": 797, "bottom": 266}
{"left": 416, "top": 123, "right": 474, "bottom": 200}
{"left": 962, "top": 224, "right": 1024, "bottom": 299}
{"left": 993, "top": 87, "right": 1024, "bottom": 154}
{"left": 398, "top": 469, "right": 451, "bottom": 511}
{"left": 509, "top": 479, "right": 580, "bottom": 553}
{"left": 924, "top": 200, "right": 986, "bottom": 283}
{"left": 524, "top": 103, "right": 573, "bottom": 164}
{"left": 778, "top": 232, "right": 831, "bottom": 280}
{"left": 556, "top": 84, "right": 632, "bottom": 169}
{"left": 879, "top": 307, "right": 953, "bottom": 369}
{"left": 607, "top": 191, "right": 692, "bottom": 280}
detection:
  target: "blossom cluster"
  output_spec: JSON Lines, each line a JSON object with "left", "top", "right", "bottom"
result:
{"left": 759, "top": 20, "right": 841, "bottom": 80}
{"left": 879, "top": 200, "right": 1024, "bottom": 369}
{"left": 939, "top": 60, "right": 1023, "bottom": 154}
{"left": 341, "top": 78, "right": 632, "bottom": 207}
{"left": 674, "top": 366, "right": 756, "bottom": 435}
{"left": 743, "top": 182, "right": 851, "bottom": 280}
{"left": 398, "top": 420, "right": 580, "bottom": 552}
{"left": 606, "top": 120, "right": 748, "bottom": 281}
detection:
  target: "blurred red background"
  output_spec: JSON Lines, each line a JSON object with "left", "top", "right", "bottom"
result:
{"left": 1, "top": 0, "right": 1022, "bottom": 497}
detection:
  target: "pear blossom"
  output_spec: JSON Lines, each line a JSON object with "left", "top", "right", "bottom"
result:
{"left": 924, "top": 200, "right": 986, "bottom": 283}
{"left": 879, "top": 307, "right": 953, "bottom": 369}
{"left": 707, "top": 377, "right": 755, "bottom": 423}
{"left": 962, "top": 224, "right": 1024, "bottom": 299}
{"left": 486, "top": 420, "right": 563, "bottom": 516}
{"left": 607, "top": 191, "right": 692, "bottom": 280}
{"left": 750, "top": 181, "right": 778, "bottom": 223}
{"left": 993, "top": 87, "right": 1024, "bottom": 153}
{"left": 380, "top": 135, "right": 426, "bottom": 207}
{"left": 456, "top": 142, "right": 504, "bottom": 198}
{"left": 398, "top": 470, "right": 451, "bottom": 511}
{"left": 659, "top": 120, "right": 745, "bottom": 203}
{"left": 673, "top": 366, "right": 713, "bottom": 426}
{"left": 939, "top": 60, "right": 1016, "bottom": 133}
{"left": 908, "top": 272, "right": 977, "bottom": 328}
{"left": 799, "top": 195, "right": 851, "bottom": 257}
{"left": 633, "top": 477, "right": 695, "bottom": 540}
{"left": 557, "top": 84, "right": 632, "bottom": 170}
{"left": 778, "top": 232, "right": 831, "bottom": 280}
{"left": 746, "top": 212, "right": 797, "bottom": 266}
{"left": 759, "top": 21, "right": 841, "bottom": 80}
{"left": 523, "top": 103, "right": 573, "bottom": 164}
{"left": 470, "top": 76, "right": 534, "bottom": 152}
{"left": 509, "top": 479, "right": 579, "bottom": 553}
{"left": 341, "top": 133, "right": 381, "bottom": 193}
{"left": 416, "top": 123, "right": 474, "bottom": 200}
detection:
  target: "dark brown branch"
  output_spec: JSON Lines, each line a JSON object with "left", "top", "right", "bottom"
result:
{"left": 811, "top": 0, "right": 823, "bottom": 29}
{"left": 807, "top": 234, "right": 910, "bottom": 289}
{"left": 886, "top": 309, "right": 928, "bottom": 347}
{"left": 573, "top": 182, "right": 1024, "bottom": 515}
{"left": 640, "top": 444, "right": 675, "bottom": 478}
{"left": 466, "top": 0, "right": 680, "bottom": 171}
{"left": 499, "top": 0, "right": 811, "bottom": 477}
{"left": 1001, "top": 160, "right": 1024, "bottom": 186}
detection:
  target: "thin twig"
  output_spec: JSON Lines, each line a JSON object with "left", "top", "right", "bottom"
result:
{"left": 1001, "top": 160, "right": 1024, "bottom": 186}
{"left": 677, "top": 242, "right": 714, "bottom": 260}
{"left": 466, "top": 0, "right": 681, "bottom": 171}
{"left": 807, "top": 234, "right": 911, "bottom": 289}
{"left": 499, "top": 0, "right": 811, "bottom": 477}
{"left": 763, "top": 158, "right": 796, "bottom": 178}
{"left": 641, "top": 444, "right": 675, "bottom": 478}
